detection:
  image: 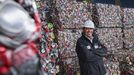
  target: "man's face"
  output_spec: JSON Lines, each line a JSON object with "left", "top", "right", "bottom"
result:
{"left": 83, "top": 27, "right": 94, "bottom": 38}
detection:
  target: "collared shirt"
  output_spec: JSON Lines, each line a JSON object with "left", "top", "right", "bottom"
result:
{"left": 84, "top": 35, "right": 93, "bottom": 43}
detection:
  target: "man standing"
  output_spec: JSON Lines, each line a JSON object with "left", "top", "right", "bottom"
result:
{"left": 76, "top": 20, "right": 107, "bottom": 75}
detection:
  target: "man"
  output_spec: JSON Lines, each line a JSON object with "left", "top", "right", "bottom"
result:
{"left": 76, "top": 20, "right": 107, "bottom": 75}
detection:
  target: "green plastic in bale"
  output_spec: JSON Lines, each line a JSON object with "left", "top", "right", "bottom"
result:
{"left": 48, "top": 23, "right": 54, "bottom": 29}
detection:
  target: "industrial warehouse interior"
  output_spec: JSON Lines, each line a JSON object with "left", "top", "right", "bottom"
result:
{"left": 0, "top": 0, "right": 134, "bottom": 75}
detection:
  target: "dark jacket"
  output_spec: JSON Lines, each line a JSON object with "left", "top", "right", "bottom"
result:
{"left": 76, "top": 33, "right": 107, "bottom": 75}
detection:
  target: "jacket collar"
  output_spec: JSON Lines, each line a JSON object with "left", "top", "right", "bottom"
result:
{"left": 82, "top": 32, "right": 98, "bottom": 44}
{"left": 82, "top": 33, "right": 93, "bottom": 43}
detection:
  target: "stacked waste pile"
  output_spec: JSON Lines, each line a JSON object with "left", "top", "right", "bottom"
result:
{"left": 56, "top": 0, "right": 92, "bottom": 74}
{"left": 123, "top": 8, "right": 134, "bottom": 48}
{"left": 37, "top": 0, "right": 134, "bottom": 74}
{"left": 95, "top": 3, "right": 134, "bottom": 75}
{"left": 36, "top": 0, "right": 60, "bottom": 74}
{"left": 104, "top": 49, "right": 134, "bottom": 75}
{"left": 57, "top": 29, "right": 81, "bottom": 74}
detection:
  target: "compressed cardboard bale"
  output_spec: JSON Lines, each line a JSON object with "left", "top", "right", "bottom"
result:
{"left": 96, "top": 28, "right": 123, "bottom": 51}
{"left": 95, "top": 3, "right": 122, "bottom": 27}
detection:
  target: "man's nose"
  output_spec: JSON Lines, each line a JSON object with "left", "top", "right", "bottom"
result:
{"left": 88, "top": 30, "right": 93, "bottom": 32}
